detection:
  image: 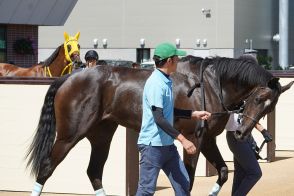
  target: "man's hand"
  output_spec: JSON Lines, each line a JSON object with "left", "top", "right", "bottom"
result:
{"left": 191, "top": 111, "right": 211, "bottom": 120}
{"left": 261, "top": 129, "right": 273, "bottom": 143}
{"left": 177, "top": 134, "right": 196, "bottom": 154}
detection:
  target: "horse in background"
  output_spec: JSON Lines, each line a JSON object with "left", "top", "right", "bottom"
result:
{"left": 0, "top": 32, "right": 81, "bottom": 77}
{"left": 26, "top": 56, "right": 293, "bottom": 195}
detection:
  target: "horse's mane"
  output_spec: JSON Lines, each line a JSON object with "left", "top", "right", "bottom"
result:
{"left": 41, "top": 44, "right": 63, "bottom": 67}
{"left": 238, "top": 54, "right": 258, "bottom": 64}
{"left": 212, "top": 57, "right": 273, "bottom": 86}
{"left": 180, "top": 55, "right": 203, "bottom": 65}
{"left": 180, "top": 55, "right": 273, "bottom": 87}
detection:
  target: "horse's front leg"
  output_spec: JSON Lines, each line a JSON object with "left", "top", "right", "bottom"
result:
{"left": 201, "top": 136, "right": 228, "bottom": 196}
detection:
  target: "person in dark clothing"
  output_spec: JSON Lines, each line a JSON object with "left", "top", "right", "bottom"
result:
{"left": 84, "top": 50, "right": 99, "bottom": 68}
{"left": 72, "top": 50, "right": 99, "bottom": 73}
{"left": 223, "top": 113, "right": 272, "bottom": 196}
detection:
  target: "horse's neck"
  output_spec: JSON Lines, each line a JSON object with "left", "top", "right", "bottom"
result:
{"left": 177, "top": 62, "right": 200, "bottom": 77}
{"left": 222, "top": 81, "right": 255, "bottom": 109}
{"left": 47, "top": 48, "right": 68, "bottom": 76}
{"left": 202, "top": 70, "right": 225, "bottom": 112}
{"left": 194, "top": 67, "right": 256, "bottom": 114}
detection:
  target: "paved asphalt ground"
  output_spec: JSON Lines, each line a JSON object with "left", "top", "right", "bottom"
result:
{"left": 1, "top": 151, "right": 294, "bottom": 196}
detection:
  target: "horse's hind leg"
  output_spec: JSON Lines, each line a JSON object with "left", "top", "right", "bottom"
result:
{"left": 32, "top": 136, "right": 83, "bottom": 196}
{"left": 86, "top": 120, "right": 118, "bottom": 195}
{"left": 201, "top": 136, "right": 228, "bottom": 196}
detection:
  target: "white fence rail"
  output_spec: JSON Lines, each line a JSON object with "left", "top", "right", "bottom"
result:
{"left": 0, "top": 76, "right": 293, "bottom": 195}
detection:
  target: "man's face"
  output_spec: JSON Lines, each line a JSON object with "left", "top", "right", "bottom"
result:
{"left": 168, "top": 56, "right": 179, "bottom": 73}
{"left": 87, "top": 58, "right": 97, "bottom": 68}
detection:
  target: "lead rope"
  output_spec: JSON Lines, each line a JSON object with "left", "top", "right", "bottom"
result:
{"left": 256, "top": 140, "right": 267, "bottom": 160}
{"left": 195, "top": 59, "right": 223, "bottom": 196}
{"left": 192, "top": 58, "right": 208, "bottom": 183}
{"left": 197, "top": 58, "right": 207, "bottom": 137}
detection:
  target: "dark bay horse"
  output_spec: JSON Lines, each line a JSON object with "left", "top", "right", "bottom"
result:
{"left": 0, "top": 32, "right": 81, "bottom": 77}
{"left": 176, "top": 55, "right": 293, "bottom": 190}
{"left": 26, "top": 57, "right": 293, "bottom": 195}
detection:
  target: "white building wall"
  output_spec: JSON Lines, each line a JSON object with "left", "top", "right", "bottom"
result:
{"left": 38, "top": 0, "right": 234, "bottom": 50}
{"left": 234, "top": 0, "right": 277, "bottom": 56}
{"left": 38, "top": 0, "right": 293, "bottom": 65}
{"left": 39, "top": 48, "right": 137, "bottom": 63}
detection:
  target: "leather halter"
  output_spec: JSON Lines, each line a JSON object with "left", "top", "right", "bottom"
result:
{"left": 186, "top": 62, "right": 278, "bottom": 161}
{"left": 185, "top": 59, "right": 268, "bottom": 124}
{"left": 215, "top": 74, "right": 263, "bottom": 125}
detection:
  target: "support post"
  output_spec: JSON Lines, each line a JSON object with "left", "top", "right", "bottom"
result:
{"left": 279, "top": 0, "right": 289, "bottom": 69}
{"left": 126, "top": 128, "right": 139, "bottom": 196}
{"left": 206, "top": 160, "right": 217, "bottom": 176}
{"left": 267, "top": 109, "right": 276, "bottom": 162}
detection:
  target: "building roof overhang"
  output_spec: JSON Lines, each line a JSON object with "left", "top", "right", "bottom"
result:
{"left": 0, "top": 0, "right": 77, "bottom": 26}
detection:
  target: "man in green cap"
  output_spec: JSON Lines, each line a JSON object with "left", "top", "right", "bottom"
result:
{"left": 136, "top": 43, "right": 211, "bottom": 195}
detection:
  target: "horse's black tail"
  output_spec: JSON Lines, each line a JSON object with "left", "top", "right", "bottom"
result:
{"left": 26, "top": 74, "right": 71, "bottom": 177}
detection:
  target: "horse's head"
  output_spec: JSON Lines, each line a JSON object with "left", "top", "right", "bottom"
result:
{"left": 234, "top": 78, "right": 294, "bottom": 140}
{"left": 63, "top": 32, "right": 82, "bottom": 67}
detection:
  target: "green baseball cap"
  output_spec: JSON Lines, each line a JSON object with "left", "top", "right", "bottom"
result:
{"left": 154, "top": 42, "right": 187, "bottom": 60}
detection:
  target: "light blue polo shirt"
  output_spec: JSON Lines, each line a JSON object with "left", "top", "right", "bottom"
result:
{"left": 138, "top": 69, "right": 174, "bottom": 146}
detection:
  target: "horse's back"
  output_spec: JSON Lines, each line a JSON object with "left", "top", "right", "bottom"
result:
{"left": 0, "top": 63, "right": 44, "bottom": 76}
{"left": 54, "top": 65, "right": 152, "bottom": 129}
{"left": 0, "top": 63, "right": 20, "bottom": 76}
{"left": 66, "top": 65, "right": 151, "bottom": 85}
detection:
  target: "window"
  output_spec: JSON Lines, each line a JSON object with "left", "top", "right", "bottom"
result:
{"left": 136, "top": 48, "right": 150, "bottom": 64}
{"left": 0, "top": 26, "right": 6, "bottom": 63}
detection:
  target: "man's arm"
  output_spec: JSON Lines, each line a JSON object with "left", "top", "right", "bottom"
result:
{"left": 174, "top": 108, "right": 192, "bottom": 119}
{"left": 152, "top": 106, "right": 196, "bottom": 154}
{"left": 152, "top": 106, "right": 180, "bottom": 138}
{"left": 174, "top": 108, "right": 211, "bottom": 120}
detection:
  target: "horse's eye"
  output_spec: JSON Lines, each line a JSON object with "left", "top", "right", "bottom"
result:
{"left": 77, "top": 44, "right": 80, "bottom": 49}
{"left": 255, "top": 97, "right": 261, "bottom": 104}
{"left": 67, "top": 45, "right": 72, "bottom": 52}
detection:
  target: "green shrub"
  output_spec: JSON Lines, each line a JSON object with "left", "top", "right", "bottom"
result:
{"left": 257, "top": 55, "right": 272, "bottom": 70}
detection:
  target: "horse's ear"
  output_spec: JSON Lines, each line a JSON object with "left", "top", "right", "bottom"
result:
{"left": 281, "top": 81, "right": 294, "bottom": 94}
{"left": 268, "top": 77, "right": 280, "bottom": 89}
{"left": 74, "top": 32, "right": 80, "bottom": 40}
{"left": 64, "top": 32, "right": 69, "bottom": 42}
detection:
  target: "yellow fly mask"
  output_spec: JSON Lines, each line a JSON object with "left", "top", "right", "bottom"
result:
{"left": 63, "top": 31, "right": 81, "bottom": 74}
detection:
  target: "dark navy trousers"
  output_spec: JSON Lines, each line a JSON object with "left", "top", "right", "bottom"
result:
{"left": 226, "top": 131, "right": 262, "bottom": 196}
{"left": 136, "top": 144, "right": 190, "bottom": 196}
